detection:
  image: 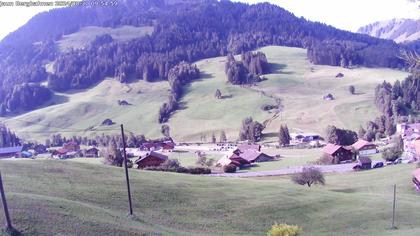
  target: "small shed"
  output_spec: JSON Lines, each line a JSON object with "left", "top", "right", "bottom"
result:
{"left": 358, "top": 156, "right": 372, "bottom": 169}
{"left": 335, "top": 73, "right": 344, "bottom": 78}
{"left": 135, "top": 151, "right": 168, "bottom": 169}
{"left": 323, "top": 93, "right": 334, "bottom": 101}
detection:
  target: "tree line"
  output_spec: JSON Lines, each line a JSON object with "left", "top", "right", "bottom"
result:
{"left": 224, "top": 51, "right": 269, "bottom": 85}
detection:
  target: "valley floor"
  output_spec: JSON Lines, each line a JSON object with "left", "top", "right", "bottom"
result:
{"left": 0, "top": 160, "right": 419, "bottom": 235}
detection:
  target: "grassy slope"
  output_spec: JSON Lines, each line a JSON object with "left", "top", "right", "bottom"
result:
{"left": 3, "top": 46, "right": 409, "bottom": 142}
{"left": 3, "top": 79, "right": 170, "bottom": 140}
{"left": 0, "top": 160, "right": 419, "bottom": 235}
{"left": 57, "top": 26, "right": 154, "bottom": 52}
{"left": 170, "top": 46, "right": 409, "bottom": 142}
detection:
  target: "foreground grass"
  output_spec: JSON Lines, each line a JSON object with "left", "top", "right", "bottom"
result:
{"left": 0, "top": 160, "right": 419, "bottom": 235}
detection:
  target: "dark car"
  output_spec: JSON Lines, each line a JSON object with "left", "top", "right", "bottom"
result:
{"left": 373, "top": 162, "right": 384, "bottom": 168}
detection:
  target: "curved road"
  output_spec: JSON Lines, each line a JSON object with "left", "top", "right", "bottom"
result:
{"left": 209, "top": 161, "right": 381, "bottom": 177}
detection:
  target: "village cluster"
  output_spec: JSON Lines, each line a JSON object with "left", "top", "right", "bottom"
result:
{"left": 0, "top": 122, "right": 419, "bottom": 184}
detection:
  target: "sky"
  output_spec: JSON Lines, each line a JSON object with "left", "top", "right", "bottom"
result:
{"left": 0, "top": 0, "right": 418, "bottom": 41}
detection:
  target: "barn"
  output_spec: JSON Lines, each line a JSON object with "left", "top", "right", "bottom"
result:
{"left": 352, "top": 139, "right": 377, "bottom": 156}
{"left": 323, "top": 143, "right": 354, "bottom": 164}
{"left": 240, "top": 149, "right": 274, "bottom": 163}
{"left": 135, "top": 151, "right": 168, "bottom": 169}
{"left": 0, "top": 146, "right": 23, "bottom": 158}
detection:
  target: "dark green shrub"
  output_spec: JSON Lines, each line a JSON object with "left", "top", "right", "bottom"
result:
{"left": 223, "top": 164, "right": 237, "bottom": 173}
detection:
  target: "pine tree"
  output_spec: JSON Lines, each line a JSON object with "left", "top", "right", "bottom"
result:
{"left": 211, "top": 133, "right": 216, "bottom": 143}
{"left": 279, "top": 125, "right": 291, "bottom": 147}
{"left": 220, "top": 130, "right": 227, "bottom": 143}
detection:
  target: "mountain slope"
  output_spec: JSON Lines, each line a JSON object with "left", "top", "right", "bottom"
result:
{"left": 358, "top": 18, "right": 420, "bottom": 43}
{"left": 3, "top": 46, "right": 409, "bottom": 142}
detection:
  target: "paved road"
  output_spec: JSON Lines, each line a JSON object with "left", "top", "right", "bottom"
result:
{"left": 209, "top": 162, "right": 381, "bottom": 178}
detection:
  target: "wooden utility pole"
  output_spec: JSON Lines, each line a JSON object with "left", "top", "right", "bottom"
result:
{"left": 391, "top": 184, "right": 397, "bottom": 229}
{"left": 120, "top": 124, "right": 133, "bottom": 215}
{"left": 0, "top": 172, "right": 13, "bottom": 230}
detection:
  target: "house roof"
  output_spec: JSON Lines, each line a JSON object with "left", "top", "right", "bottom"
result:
{"left": 352, "top": 139, "right": 376, "bottom": 150}
{"left": 358, "top": 156, "right": 372, "bottom": 164}
{"left": 323, "top": 143, "right": 342, "bottom": 155}
{"left": 228, "top": 153, "right": 251, "bottom": 164}
{"left": 237, "top": 144, "right": 261, "bottom": 152}
{"left": 217, "top": 156, "right": 240, "bottom": 167}
{"left": 240, "top": 149, "right": 264, "bottom": 162}
{"left": 0, "top": 146, "right": 22, "bottom": 155}
{"left": 135, "top": 151, "right": 168, "bottom": 163}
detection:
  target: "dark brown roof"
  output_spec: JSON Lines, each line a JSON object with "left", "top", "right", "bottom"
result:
{"left": 135, "top": 151, "right": 168, "bottom": 164}
{"left": 240, "top": 149, "right": 263, "bottom": 162}
{"left": 323, "top": 143, "right": 342, "bottom": 155}
{"left": 237, "top": 144, "right": 261, "bottom": 152}
{"left": 352, "top": 139, "right": 375, "bottom": 150}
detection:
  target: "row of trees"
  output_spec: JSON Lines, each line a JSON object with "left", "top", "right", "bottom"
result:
{"left": 158, "top": 62, "right": 200, "bottom": 123}
{"left": 325, "top": 125, "right": 358, "bottom": 146}
{"left": 238, "top": 117, "right": 264, "bottom": 142}
{"left": 0, "top": 124, "right": 20, "bottom": 148}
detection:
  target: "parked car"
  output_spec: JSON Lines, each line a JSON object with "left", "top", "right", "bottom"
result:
{"left": 394, "top": 158, "right": 402, "bottom": 164}
{"left": 373, "top": 162, "right": 384, "bottom": 168}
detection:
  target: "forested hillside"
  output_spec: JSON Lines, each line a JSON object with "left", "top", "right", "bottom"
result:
{"left": 0, "top": 0, "right": 414, "bottom": 115}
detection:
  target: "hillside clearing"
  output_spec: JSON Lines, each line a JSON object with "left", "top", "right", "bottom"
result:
{"left": 0, "top": 160, "right": 419, "bottom": 235}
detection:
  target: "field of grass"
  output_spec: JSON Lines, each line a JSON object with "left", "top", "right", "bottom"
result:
{"left": 57, "top": 26, "right": 154, "bottom": 52}
{"left": 3, "top": 46, "right": 409, "bottom": 143}
{"left": 0, "top": 160, "right": 419, "bottom": 235}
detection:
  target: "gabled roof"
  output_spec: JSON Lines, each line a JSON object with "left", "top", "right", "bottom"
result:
{"left": 135, "top": 151, "right": 168, "bottom": 163}
{"left": 217, "top": 156, "right": 240, "bottom": 167}
{"left": 323, "top": 143, "right": 342, "bottom": 155}
{"left": 240, "top": 149, "right": 263, "bottom": 162}
{"left": 352, "top": 139, "right": 376, "bottom": 150}
{"left": 0, "top": 146, "right": 22, "bottom": 154}
{"left": 228, "top": 153, "right": 251, "bottom": 164}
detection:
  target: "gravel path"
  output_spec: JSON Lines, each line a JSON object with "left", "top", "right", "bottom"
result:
{"left": 209, "top": 161, "right": 381, "bottom": 177}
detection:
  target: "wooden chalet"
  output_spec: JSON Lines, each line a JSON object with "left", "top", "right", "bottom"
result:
{"left": 135, "top": 151, "right": 168, "bottom": 169}
{"left": 357, "top": 156, "right": 372, "bottom": 169}
{"left": 84, "top": 147, "right": 99, "bottom": 158}
{"left": 323, "top": 143, "right": 354, "bottom": 164}
{"left": 216, "top": 156, "right": 241, "bottom": 168}
{"left": 0, "top": 146, "right": 22, "bottom": 158}
{"left": 228, "top": 153, "right": 252, "bottom": 166}
{"left": 352, "top": 139, "right": 377, "bottom": 156}
{"left": 240, "top": 149, "right": 274, "bottom": 163}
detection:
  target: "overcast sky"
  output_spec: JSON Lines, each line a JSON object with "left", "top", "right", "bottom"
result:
{"left": 0, "top": 0, "right": 418, "bottom": 41}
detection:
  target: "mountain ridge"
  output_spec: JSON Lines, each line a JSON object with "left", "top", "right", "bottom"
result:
{"left": 357, "top": 18, "right": 420, "bottom": 43}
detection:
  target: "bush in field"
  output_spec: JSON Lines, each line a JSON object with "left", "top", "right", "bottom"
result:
{"left": 313, "top": 154, "right": 334, "bottom": 165}
{"left": 267, "top": 223, "right": 302, "bottom": 236}
{"left": 188, "top": 167, "right": 211, "bottom": 175}
{"left": 349, "top": 85, "right": 355, "bottom": 94}
{"left": 382, "top": 147, "right": 402, "bottom": 162}
{"left": 292, "top": 167, "right": 325, "bottom": 187}
{"left": 223, "top": 164, "right": 237, "bottom": 173}
{"left": 160, "top": 159, "right": 180, "bottom": 170}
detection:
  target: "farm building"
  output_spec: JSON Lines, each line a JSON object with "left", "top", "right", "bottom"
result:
{"left": 290, "top": 133, "right": 322, "bottom": 143}
{"left": 240, "top": 149, "right": 274, "bottom": 163}
{"left": 352, "top": 139, "right": 377, "bottom": 156}
{"left": 84, "top": 147, "right": 99, "bottom": 158}
{"left": 412, "top": 169, "right": 420, "bottom": 191}
{"left": 323, "top": 143, "right": 354, "bottom": 164}
{"left": 228, "top": 153, "right": 252, "bottom": 166}
{"left": 135, "top": 151, "right": 168, "bottom": 169}
{"left": 0, "top": 146, "right": 23, "bottom": 158}
{"left": 216, "top": 156, "right": 241, "bottom": 168}
{"left": 357, "top": 156, "right": 372, "bottom": 169}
